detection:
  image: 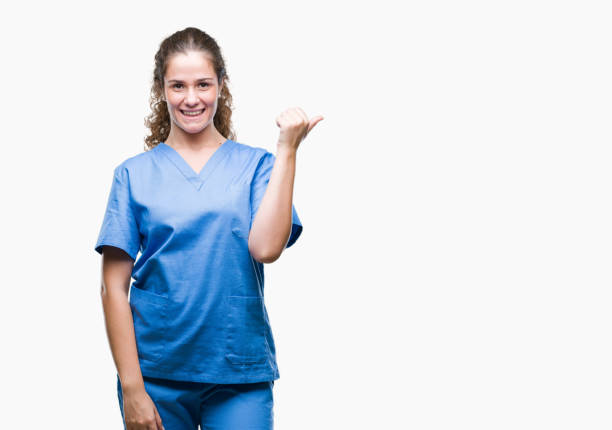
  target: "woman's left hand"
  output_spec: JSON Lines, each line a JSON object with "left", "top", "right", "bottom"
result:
{"left": 276, "top": 107, "right": 324, "bottom": 151}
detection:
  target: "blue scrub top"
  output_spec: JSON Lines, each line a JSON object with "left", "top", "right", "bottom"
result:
{"left": 94, "top": 139, "right": 303, "bottom": 384}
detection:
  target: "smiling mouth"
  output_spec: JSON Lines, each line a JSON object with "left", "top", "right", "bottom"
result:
{"left": 180, "top": 108, "right": 205, "bottom": 117}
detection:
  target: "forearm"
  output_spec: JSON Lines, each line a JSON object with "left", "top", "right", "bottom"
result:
{"left": 248, "top": 145, "right": 297, "bottom": 263}
{"left": 101, "top": 289, "right": 145, "bottom": 394}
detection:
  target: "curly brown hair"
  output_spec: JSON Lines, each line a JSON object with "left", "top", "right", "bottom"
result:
{"left": 144, "top": 27, "right": 236, "bottom": 151}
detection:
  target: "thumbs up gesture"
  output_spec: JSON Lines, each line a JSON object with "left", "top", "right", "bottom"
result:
{"left": 276, "top": 107, "right": 324, "bottom": 151}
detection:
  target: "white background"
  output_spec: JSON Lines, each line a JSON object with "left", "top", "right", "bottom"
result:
{"left": 0, "top": 0, "right": 610, "bottom": 429}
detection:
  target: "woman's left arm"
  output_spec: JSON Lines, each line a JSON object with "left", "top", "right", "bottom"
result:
{"left": 248, "top": 146, "right": 298, "bottom": 263}
{"left": 248, "top": 107, "right": 323, "bottom": 263}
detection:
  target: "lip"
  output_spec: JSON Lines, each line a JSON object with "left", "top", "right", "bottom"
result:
{"left": 180, "top": 108, "right": 205, "bottom": 119}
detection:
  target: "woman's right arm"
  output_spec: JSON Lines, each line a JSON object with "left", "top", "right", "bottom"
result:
{"left": 100, "top": 245, "right": 164, "bottom": 430}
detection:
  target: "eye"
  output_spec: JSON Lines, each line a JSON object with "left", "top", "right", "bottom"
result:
{"left": 199, "top": 82, "right": 209, "bottom": 88}
{"left": 172, "top": 83, "right": 183, "bottom": 89}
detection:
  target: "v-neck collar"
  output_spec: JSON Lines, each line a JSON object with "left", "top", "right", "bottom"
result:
{"left": 156, "top": 139, "right": 235, "bottom": 191}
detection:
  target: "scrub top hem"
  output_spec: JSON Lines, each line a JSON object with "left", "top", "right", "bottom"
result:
{"left": 138, "top": 361, "right": 280, "bottom": 384}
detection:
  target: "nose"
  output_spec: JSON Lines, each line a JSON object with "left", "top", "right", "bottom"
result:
{"left": 185, "top": 87, "right": 199, "bottom": 106}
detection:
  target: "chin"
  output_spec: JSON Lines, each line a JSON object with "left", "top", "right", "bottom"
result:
{"left": 180, "top": 126, "right": 205, "bottom": 134}
{"left": 183, "top": 122, "right": 210, "bottom": 133}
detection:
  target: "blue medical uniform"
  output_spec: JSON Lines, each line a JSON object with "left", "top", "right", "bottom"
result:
{"left": 95, "top": 139, "right": 302, "bottom": 384}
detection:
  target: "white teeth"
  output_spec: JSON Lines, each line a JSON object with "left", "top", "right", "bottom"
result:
{"left": 182, "top": 109, "right": 204, "bottom": 116}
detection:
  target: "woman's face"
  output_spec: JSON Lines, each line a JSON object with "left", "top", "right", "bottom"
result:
{"left": 163, "top": 50, "right": 223, "bottom": 135}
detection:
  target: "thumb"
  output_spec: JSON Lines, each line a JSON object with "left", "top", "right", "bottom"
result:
{"left": 307, "top": 116, "right": 324, "bottom": 134}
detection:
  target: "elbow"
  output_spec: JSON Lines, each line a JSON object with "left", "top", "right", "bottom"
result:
{"left": 252, "top": 249, "right": 281, "bottom": 264}
{"left": 259, "top": 255, "right": 280, "bottom": 264}
{"left": 248, "top": 231, "right": 285, "bottom": 264}
{"left": 249, "top": 243, "right": 282, "bottom": 264}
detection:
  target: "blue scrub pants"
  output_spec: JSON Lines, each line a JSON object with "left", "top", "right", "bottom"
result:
{"left": 117, "top": 374, "right": 274, "bottom": 429}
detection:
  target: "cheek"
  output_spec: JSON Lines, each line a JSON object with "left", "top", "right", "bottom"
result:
{"left": 203, "top": 94, "right": 218, "bottom": 106}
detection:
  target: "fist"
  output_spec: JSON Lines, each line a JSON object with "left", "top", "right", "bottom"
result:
{"left": 275, "top": 107, "right": 324, "bottom": 150}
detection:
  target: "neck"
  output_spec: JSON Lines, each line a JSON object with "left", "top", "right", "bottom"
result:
{"left": 165, "top": 126, "right": 226, "bottom": 150}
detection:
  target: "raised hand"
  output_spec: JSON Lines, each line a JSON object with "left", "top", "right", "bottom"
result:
{"left": 275, "top": 107, "right": 323, "bottom": 151}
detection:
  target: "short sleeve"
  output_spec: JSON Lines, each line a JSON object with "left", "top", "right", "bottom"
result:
{"left": 250, "top": 152, "right": 303, "bottom": 248}
{"left": 94, "top": 165, "right": 141, "bottom": 260}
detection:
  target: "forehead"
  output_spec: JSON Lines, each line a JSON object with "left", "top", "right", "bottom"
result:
{"left": 165, "top": 50, "right": 216, "bottom": 81}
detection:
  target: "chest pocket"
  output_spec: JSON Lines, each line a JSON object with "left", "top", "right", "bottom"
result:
{"left": 225, "top": 295, "right": 269, "bottom": 365}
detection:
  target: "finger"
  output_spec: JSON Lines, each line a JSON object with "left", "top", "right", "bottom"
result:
{"left": 277, "top": 111, "right": 289, "bottom": 127}
{"left": 280, "top": 110, "right": 292, "bottom": 123}
{"left": 154, "top": 406, "right": 164, "bottom": 430}
{"left": 285, "top": 109, "right": 302, "bottom": 125}
{"left": 295, "top": 107, "right": 309, "bottom": 123}
{"left": 289, "top": 107, "right": 306, "bottom": 121}
{"left": 282, "top": 108, "right": 294, "bottom": 119}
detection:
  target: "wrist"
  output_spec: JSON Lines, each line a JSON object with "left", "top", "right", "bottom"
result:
{"left": 121, "top": 380, "right": 146, "bottom": 396}
{"left": 118, "top": 374, "right": 146, "bottom": 395}
{"left": 276, "top": 143, "right": 298, "bottom": 160}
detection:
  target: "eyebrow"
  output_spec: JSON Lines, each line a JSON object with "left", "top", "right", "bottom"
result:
{"left": 167, "top": 78, "right": 214, "bottom": 83}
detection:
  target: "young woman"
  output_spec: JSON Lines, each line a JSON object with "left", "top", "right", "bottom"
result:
{"left": 95, "top": 27, "right": 323, "bottom": 430}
